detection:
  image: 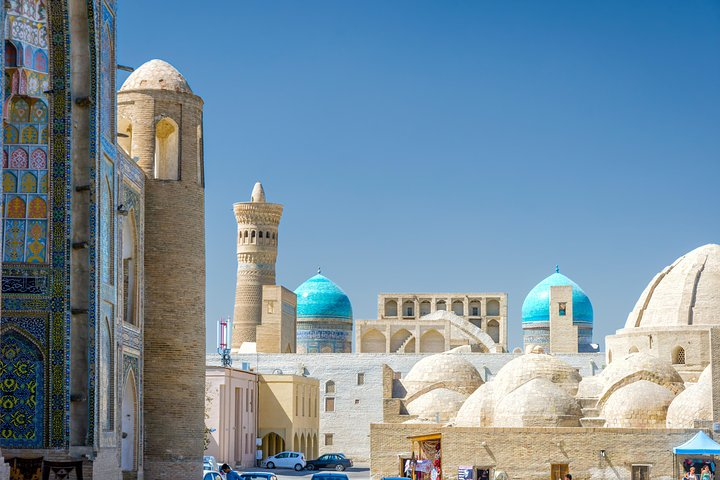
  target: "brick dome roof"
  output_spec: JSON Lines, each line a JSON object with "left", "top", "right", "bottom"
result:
{"left": 119, "top": 59, "right": 192, "bottom": 94}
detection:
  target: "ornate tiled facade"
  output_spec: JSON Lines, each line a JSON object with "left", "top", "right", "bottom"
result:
{"left": 0, "top": 1, "right": 203, "bottom": 479}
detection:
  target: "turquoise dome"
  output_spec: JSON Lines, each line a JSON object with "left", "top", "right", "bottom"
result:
{"left": 521, "top": 270, "right": 593, "bottom": 325}
{"left": 295, "top": 274, "right": 353, "bottom": 320}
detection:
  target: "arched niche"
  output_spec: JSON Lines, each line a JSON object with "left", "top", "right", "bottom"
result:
{"left": 154, "top": 117, "right": 179, "bottom": 180}
{"left": 121, "top": 369, "right": 138, "bottom": 471}
{"left": 121, "top": 212, "right": 138, "bottom": 325}
{"left": 118, "top": 115, "right": 133, "bottom": 157}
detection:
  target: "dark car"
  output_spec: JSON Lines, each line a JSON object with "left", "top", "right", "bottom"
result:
{"left": 306, "top": 454, "right": 353, "bottom": 471}
{"left": 310, "top": 473, "right": 350, "bottom": 480}
{"left": 239, "top": 472, "right": 279, "bottom": 480}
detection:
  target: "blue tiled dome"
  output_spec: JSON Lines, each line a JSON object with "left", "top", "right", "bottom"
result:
{"left": 521, "top": 270, "right": 593, "bottom": 325}
{"left": 295, "top": 274, "right": 353, "bottom": 320}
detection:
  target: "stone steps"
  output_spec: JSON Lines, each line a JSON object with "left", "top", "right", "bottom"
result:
{"left": 580, "top": 417, "right": 606, "bottom": 428}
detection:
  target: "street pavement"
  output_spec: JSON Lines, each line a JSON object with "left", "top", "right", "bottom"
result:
{"left": 235, "top": 465, "right": 370, "bottom": 480}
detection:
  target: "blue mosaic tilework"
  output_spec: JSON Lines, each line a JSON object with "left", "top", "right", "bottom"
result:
{"left": 0, "top": 329, "right": 46, "bottom": 448}
{"left": 521, "top": 270, "right": 594, "bottom": 325}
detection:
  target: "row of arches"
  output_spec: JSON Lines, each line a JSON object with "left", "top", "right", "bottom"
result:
{"left": 5, "top": 97, "right": 48, "bottom": 123}
{"left": 239, "top": 229, "right": 278, "bottom": 246}
{"left": 118, "top": 116, "right": 204, "bottom": 185}
{"left": 4, "top": 146, "right": 48, "bottom": 168}
{"left": 4, "top": 170, "right": 48, "bottom": 194}
{"left": 384, "top": 298, "right": 501, "bottom": 318}
{"left": 260, "top": 432, "right": 319, "bottom": 460}
{"left": 293, "top": 432, "right": 319, "bottom": 460}
{"left": 361, "top": 323, "right": 501, "bottom": 353}
{"left": 360, "top": 328, "right": 445, "bottom": 353}
{"left": 5, "top": 195, "right": 47, "bottom": 218}
{"left": 5, "top": 40, "right": 49, "bottom": 72}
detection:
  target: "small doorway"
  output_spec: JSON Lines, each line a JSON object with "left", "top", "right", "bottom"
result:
{"left": 476, "top": 467, "right": 493, "bottom": 480}
{"left": 121, "top": 371, "right": 138, "bottom": 471}
{"left": 550, "top": 464, "right": 569, "bottom": 480}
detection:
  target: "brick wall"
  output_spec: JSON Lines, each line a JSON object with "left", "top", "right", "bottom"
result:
{"left": 118, "top": 88, "right": 206, "bottom": 480}
{"left": 371, "top": 423, "right": 697, "bottom": 480}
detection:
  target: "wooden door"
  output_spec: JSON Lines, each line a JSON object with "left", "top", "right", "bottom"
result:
{"left": 550, "top": 464, "right": 569, "bottom": 480}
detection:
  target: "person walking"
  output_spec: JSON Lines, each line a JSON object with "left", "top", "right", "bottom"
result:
{"left": 685, "top": 466, "right": 698, "bottom": 480}
{"left": 221, "top": 463, "right": 242, "bottom": 480}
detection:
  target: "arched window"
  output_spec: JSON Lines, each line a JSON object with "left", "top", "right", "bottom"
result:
{"left": 402, "top": 301, "right": 414, "bottom": 317}
{"left": 122, "top": 213, "right": 138, "bottom": 325}
{"left": 436, "top": 300, "right": 447, "bottom": 311}
{"left": 629, "top": 345, "right": 639, "bottom": 354}
{"left": 469, "top": 301, "right": 481, "bottom": 317}
{"left": 325, "top": 380, "right": 335, "bottom": 394}
{"left": 101, "top": 318, "right": 115, "bottom": 431}
{"left": 118, "top": 116, "right": 133, "bottom": 157}
{"left": 419, "top": 301, "right": 431, "bottom": 316}
{"left": 196, "top": 124, "right": 204, "bottom": 186}
{"left": 251, "top": 230, "right": 256, "bottom": 243}
{"left": 672, "top": 346, "right": 685, "bottom": 365}
{"left": 154, "top": 117, "right": 179, "bottom": 180}
{"left": 5, "top": 41, "right": 17, "bottom": 67}
{"left": 384, "top": 300, "right": 398, "bottom": 317}
{"left": 487, "top": 320, "right": 500, "bottom": 344}
{"left": 259, "top": 231, "right": 263, "bottom": 239}
{"left": 486, "top": 299, "right": 500, "bottom": 316}
{"left": 452, "top": 300, "right": 464, "bottom": 316}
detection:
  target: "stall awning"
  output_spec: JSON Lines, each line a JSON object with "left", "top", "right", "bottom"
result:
{"left": 674, "top": 431, "right": 720, "bottom": 455}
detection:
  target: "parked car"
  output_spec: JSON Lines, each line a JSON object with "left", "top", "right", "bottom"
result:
{"left": 203, "top": 470, "right": 222, "bottom": 480}
{"left": 310, "top": 473, "right": 349, "bottom": 480}
{"left": 261, "top": 451, "right": 306, "bottom": 471}
{"left": 203, "top": 455, "right": 218, "bottom": 472}
{"left": 305, "top": 453, "right": 354, "bottom": 471}
{"left": 239, "top": 472, "right": 279, "bottom": 480}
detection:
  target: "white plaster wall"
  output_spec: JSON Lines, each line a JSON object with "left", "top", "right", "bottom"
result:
{"left": 207, "top": 352, "right": 605, "bottom": 461}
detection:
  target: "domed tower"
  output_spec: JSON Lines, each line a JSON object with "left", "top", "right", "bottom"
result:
{"left": 521, "top": 267, "right": 594, "bottom": 353}
{"left": 117, "top": 59, "right": 205, "bottom": 480}
{"left": 231, "top": 182, "right": 283, "bottom": 349}
{"left": 294, "top": 272, "right": 353, "bottom": 353}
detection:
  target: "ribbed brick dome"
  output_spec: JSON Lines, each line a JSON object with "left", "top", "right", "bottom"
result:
{"left": 625, "top": 244, "right": 720, "bottom": 328}
{"left": 120, "top": 59, "right": 192, "bottom": 94}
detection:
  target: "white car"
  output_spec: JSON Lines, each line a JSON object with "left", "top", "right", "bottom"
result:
{"left": 261, "top": 451, "right": 306, "bottom": 471}
{"left": 203, "top": 470, "right": 222, "bottom": 480}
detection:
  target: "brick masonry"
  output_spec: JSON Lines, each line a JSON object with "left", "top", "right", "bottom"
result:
{"left": 118, "top": 87, "right": 206, "bottom": 480}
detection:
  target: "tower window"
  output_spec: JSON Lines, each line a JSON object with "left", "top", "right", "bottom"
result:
{"left": 325, "top": 397, "right": 335, "bottom": 412}
{"left": 325, "top": 380, "right": 335, "bottom": 394}
{"left": 357, "top": 373, "right": 365, "bottom": 385}
{"left": 672, "top": 346, "right": 685, "bottom": 365}
{"left": 154, "top": 117, "right": 179, "bottom": 180}
{"left": 558, "top": 302, "right": 567, "bottom": 316}
{"left": 325, "top": 434, "right": 333, "bottom": 446}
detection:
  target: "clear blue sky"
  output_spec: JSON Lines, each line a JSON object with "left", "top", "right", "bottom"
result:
{"left": 117, "top": 1, "right": 720, "bottom": 352}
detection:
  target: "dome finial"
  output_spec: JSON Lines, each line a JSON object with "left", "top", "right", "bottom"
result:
{"left": 250, "top": 182, "right": 266, "bottom": 203}
{"left": 317, "top": 266, "right": 322, "bottom": 275}
{"left": 555, "top": 264, "right": 560, "bottom": 273}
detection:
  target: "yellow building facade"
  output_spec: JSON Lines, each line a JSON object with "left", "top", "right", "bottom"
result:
{"left": 259, "top": 374, "right": 320, "bottom": 460}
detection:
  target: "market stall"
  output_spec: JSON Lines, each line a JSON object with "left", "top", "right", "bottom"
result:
{"left": 407, "top": 434, "right": 442, "bottom": 480}
{"left": 673, "top": 431, "right": 720, "bottom": 478}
